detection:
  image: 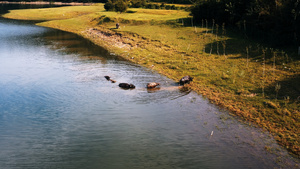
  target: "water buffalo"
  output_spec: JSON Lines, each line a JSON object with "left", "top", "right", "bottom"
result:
{"left": 147, "top": 82, "right": 160, "bottom": 89}
{"left": 104, "top": 76, "right": 116, "bottom": 83}
{"left": 179, "top": 75, "right": 193, "bottom": 85}
{"left": 119, "top": 83, "right": 135, "bottom": 89}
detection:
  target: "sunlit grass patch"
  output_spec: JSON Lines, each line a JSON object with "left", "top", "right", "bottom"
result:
{"left": 3, "top": 4, "right": 104, "bottom": 20}
{"left": 91, "top": 8, "right": 190, "bottom": 24}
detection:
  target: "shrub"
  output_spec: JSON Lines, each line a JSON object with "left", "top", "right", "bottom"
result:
{"left": 104, "top": 0, "right": 114, "bottom": 11}
{"left": 104, "top": 0, "right": 128, "bottom": 13}
{"left": 160, "top": 3, "right": 165, "bottom": 9}
{"left": 146, "top": 3, "right": 156, "bottom": 9}
{"left": 114, "top": 0, "right": 128, "bottom": 13}
{"left": 154, "top": 4, "right": 160, "bottom": 9}
{"left": 130, "top": 0, "right": 146, "bottom": 8}
{"left": 165, "top": 5, "right": 171, "bottom": 10}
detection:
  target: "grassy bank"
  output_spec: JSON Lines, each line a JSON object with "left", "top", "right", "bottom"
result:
{"left": 3, "top": 4, "right": 299, "bottom": 157}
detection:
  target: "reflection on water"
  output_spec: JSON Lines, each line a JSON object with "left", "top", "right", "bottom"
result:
{"left": 0, "top": 6, "right": 299, "bottom": 169}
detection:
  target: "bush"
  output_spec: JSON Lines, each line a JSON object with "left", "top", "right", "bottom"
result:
{"left": 165, "top": 5, "right": 171, "bottom": 10}
{"left": 114, "top": 0, "right": 128, "bottom": 13}
{"left": 146, "top": 3, "right": 156, "bottom": 9}
{"left": 130, "top": 0, "right": 146, "bottom": 8}
{"left": 104, "top": 0, "right": 114, "bottom": 11}
{"left": 154, "top": 4, "right": 160, "bottom": 9}
{"left": 104, "top": 0, "right": 128, "bottom": 13}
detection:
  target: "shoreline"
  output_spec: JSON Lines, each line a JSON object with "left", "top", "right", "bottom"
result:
{"left": 53, "top": 23, "right": 300, "bottom": 159}
{"left": 2, "top": 5, "right": 300, "bottom": 158}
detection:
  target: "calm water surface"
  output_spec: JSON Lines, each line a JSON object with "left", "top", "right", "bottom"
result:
{"left": 0, "top": 5, "right": 299, "bottom": 169}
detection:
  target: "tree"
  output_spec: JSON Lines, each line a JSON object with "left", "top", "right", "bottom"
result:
{"left": 104, "top": 0, "right": 128, "bottom": 13}
{"left": 190, "top": 0, "right": 300, "bottom": 46}
{"left": 104, "top": 0, "right": 115, "bottom": 11}
{"left": 130, "top": 0, "right": 146, "bottom": 8}
{"left": 114, "top": 0, "right": 128, "bottom": 13}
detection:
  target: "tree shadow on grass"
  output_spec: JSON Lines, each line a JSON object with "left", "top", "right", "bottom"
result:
{"left": 202, "top": 27, "right": 300, "bottom": 61}
{"left": 203, "top": 38, "right": 250, "bottom": 57}
{"left": 175, "top": 17, "right": 299, "bottom": 62}
{"left": 262, "top": 74, "right": 300, "bottom": 102}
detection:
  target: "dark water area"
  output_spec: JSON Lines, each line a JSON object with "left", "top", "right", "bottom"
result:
{"left": 0, "top": 4, "right": 299, "bottom": 169}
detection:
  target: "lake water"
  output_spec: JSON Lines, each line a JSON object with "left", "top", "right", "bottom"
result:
{"left": 0, "top": 4, "right": 299, "bottom": 169}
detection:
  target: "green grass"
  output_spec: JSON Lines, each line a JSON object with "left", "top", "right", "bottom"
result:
{"left": 3, "top": 4, "right": 300, "bottom": 158}
{"left": 3, "top": 4, "right": 190, "bottom": 22}
{"left": 97, "top": 8, "right": 190, "bottom": 21}
{"left": 3, "top": 4, "right": 103, "bottom": 20}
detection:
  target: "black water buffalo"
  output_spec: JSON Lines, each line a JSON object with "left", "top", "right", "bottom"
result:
{"left": 179, "top": 75, "right": 193, "bottom": 85}
{"left": 119, "top": 83, "right": 135, "bottom": 89}
{"left": 104, "top": 76, "right": 116, "bottom": 83}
